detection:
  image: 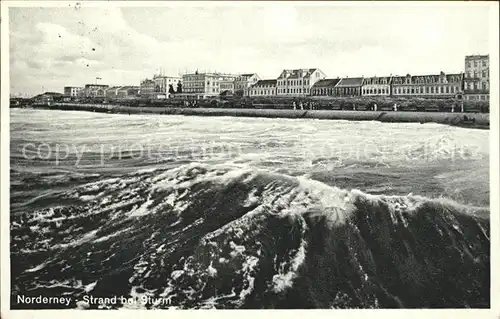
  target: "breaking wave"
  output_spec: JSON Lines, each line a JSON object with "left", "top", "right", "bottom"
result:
{"left": 10, "top": 163, "right": 490, "bottom": 309}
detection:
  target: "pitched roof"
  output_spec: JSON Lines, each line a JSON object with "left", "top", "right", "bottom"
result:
{"left": 254, "top": 79, "right": 277, "bottom": 86}
{"left": 241, "top": 73, "right": 256, "bottom": 77}
{"left": 336, "top": 77, "right": 364, "bottom": 87}
{"left": 363, "top": 76, "right": 392, "bottom": 85}
{"left": 118, "top": 86, "right": 140, "bottom": 90}
{"left": 279, "top": 68, "right": 319, "bottom": 79}
{"left": 312, "top": 79, "right": 341, "bottom": 88}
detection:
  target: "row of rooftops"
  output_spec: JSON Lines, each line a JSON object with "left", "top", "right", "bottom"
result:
{"left": 252, "top": 72, "right": 464, "bottom": 89}
{"left": 465, "top": 55, "right": 489, "bottom": 60}
{"left": 278, "top": 68, "right": 319, "bottom": 79}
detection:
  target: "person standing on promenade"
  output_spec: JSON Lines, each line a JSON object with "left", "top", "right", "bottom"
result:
{"left": 393, "top": 103, "right": 398, "bottom": 112}
{"left": 373, "top": 103, "right": 378, "bottom": 111}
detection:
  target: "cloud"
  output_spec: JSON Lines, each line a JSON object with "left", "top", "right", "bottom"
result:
{"left": 9, "top": 4, "right": 491, "bottom": 96}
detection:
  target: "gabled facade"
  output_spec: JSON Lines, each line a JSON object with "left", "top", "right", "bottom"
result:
{"left": 311, "top": 79, "right": 341, "bottom": 96}
{"left": 276, "top": 68, "right": 326, "bottom": 97}
{"left": 235, "top": 73, "right": 260, "bottom": 96}
{"left": 334, "top": 77, "right": 364, "bottom": 96}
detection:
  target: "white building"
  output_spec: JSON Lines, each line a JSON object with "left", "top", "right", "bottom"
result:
{"left": 153, "top": 75, "right": 182, "bottom": 98}
{"left": 181, "top": 72, "right": 238, "bottom": 98}
{"left": 219, "top": 75, "right": 238, "bottom": 95}
{"left": 64, "top": 86, "right": 83, "bottom": 97}
{"left": 276, "top": 68, "right": 326, "bottom": 97}
{"left": 248, "top": 80, "right": 277, "bottom": 97}
{"left": 235, "top": 73, "right": 260, "bottom": 96}
{"left": 362, "top": 76, "right": 392, "bottom": 96}
{"left": 464, "top": 55, "right": 489, "bottom": 101}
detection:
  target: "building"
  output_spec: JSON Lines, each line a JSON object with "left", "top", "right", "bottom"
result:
{"left": 362, "top": 76, "right": 392, "bottom": 96}
{"left": 63, "top": 86, "right": 83, "bottom": 97}
{"left": 219, "top": 75, "right": 238, "bottom": 95}
{"left": 105, "top": 86, "right": 121, "bottom": 99}
{"left": 276, "top": 68, "right": 326, "bottom": 97}
{"left": 181, "top": 72, "right": 237, "bottom": 99}
{"left": 464, "top": 55, "right": 489, "bottom": 101}
{"left": 32, "top": 92, "right": 64, "bottom": 105}
{"left": 391, "top": 72, "right": 463, "bottom": 98}
{"left": 248, "top": 80, "right": 277, "bottom": 97}
{"left": 106, "top": 86, "right": 140, "bottom": 99}
{"left": 235, "top": 73, "right": 260, "bottom": 96}
{"left": 153, "top": 75, "right": 182, "bottom": 98}
{"left": 140, "top": 79, "right": 156, "bottom": 98}
{"left": 117, "top": 86, "right": 140, "bottom": 99}
{"left": 334, "top": 77, "right": 364, "bottom": 96}
{"left": 81, "top": 84, "right": 109, "bottom": 98}
{"left": 310, "top": 78, "right": 342, "bottom": 96}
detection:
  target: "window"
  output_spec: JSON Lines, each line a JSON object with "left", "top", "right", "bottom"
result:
{"left": 481, "top": 96, "right": 485, "bottom": 101}
{"left": 482, "top": 60, "right": 487, "bottom": 67}
{"left": 474, "top": 61, "right": 478, "bottom": 67}
{"left": 467, "top": 61, "right": 472, "bottom": 68}
{"left": 482, "top": 71, "right": 487, "bottom": 77}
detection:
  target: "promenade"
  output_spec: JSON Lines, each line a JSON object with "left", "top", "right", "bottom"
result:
{"left": 40, "top": 103, "right": 490, "bottom": 129}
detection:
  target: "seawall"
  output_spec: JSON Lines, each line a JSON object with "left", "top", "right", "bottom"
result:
{"left": 42, "top": 103, "right": 489, "bottom": 129}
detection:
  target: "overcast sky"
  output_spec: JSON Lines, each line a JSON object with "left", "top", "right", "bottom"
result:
{"left": 9, "top": 3, "right": 492, "bottom": 96}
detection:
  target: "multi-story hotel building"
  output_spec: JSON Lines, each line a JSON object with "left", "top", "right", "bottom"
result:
{"left": 276, "top": 68, "right": 326, "bottom": 97}
{"left": 182, "top": 72, "right": 229, "bottom": 98}
{"left": 219, "top": 75, "right": 238, "bottom": 95}
{"left": 362, "top": 76, "right": 392, "bottom": 96}
{"left": 153, "top": 75, "right": 182, "bottom": 98}
{"left": 64, "top": 86, "right": 83, "bottom": 97}
{"left": 81, "top": 84, "right": 109, "bottom": 98}
{"left": 334, "top": 77, "right": 364, "bottom": 96}
{"left": 235, "top": 73, "right": 260, "bottom": 96}
{"left": 248, "top": 80, "right": 277, "bottom": 97}
{"left": 311, "top": 79, "right": 341, "bottom": 96}
{"left": 463, "top": 55, "right": 489, "bottom": 101}
{"left": 391, "top": 72, "right": 463, "bottom": 98}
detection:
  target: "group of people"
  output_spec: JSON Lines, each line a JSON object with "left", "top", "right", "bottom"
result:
{"left": 292, "top": 101, "right": 319, "bottom": 110}
{"left": 289, "top": 100, "right": 400, "bottom": 112}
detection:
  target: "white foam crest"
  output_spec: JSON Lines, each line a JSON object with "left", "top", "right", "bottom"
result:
{"left": 93, "top": 226, "right": 134, "bottom": 243}
{"left": 128, "top": 198, "right": 155, "bottom": 217}
{"left": 271, "top": 237, "right": 308, "bottom": 293}
{"left": 54, "top": 229, "right": 100, "bottom": 249}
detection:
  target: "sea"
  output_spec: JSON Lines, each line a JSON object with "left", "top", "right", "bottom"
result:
{"left": 9, "top": 108, "right": 490, "bottom": 309}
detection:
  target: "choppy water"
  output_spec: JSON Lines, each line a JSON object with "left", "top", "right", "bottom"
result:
{"left": 10, "top": 109, "right": 490, "bottom": 309}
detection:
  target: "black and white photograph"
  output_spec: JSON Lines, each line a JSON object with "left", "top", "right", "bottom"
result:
{"left": 1, "top": 0, "right": 499, "bottom": 314}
